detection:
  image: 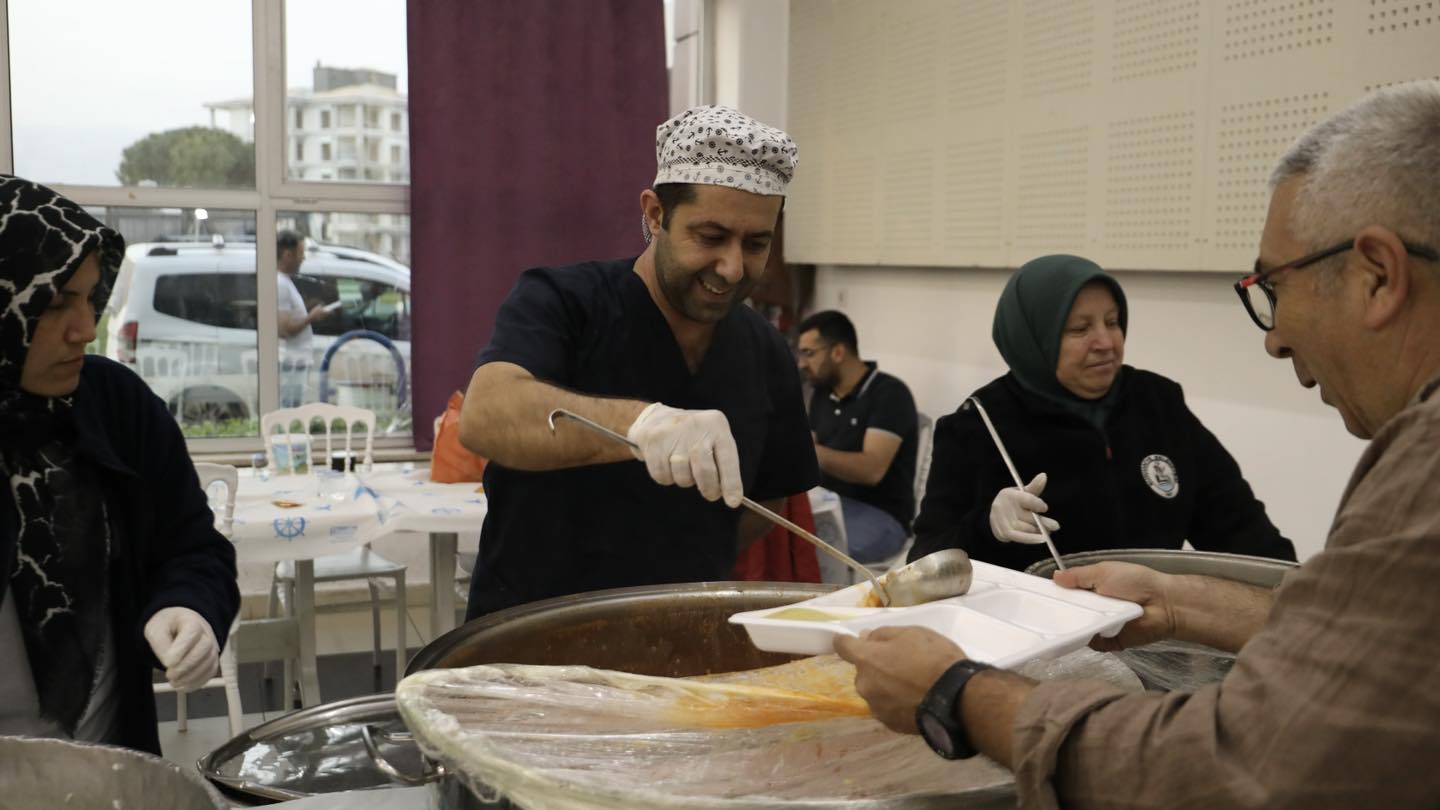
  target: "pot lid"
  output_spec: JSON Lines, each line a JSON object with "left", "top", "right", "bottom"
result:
{"left": 199, "top": 693, "right": 423, "bottom": 803}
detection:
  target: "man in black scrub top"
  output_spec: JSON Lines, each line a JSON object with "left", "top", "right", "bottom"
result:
{"left": 459, "top": 105, "right": 819, "bottom": 618}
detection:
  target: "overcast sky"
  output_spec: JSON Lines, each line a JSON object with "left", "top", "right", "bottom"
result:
{"left": 11, "top": 1, "right": 408, "bottom": 185}
{"left": 14, "top": 0, "right": 665, "bottom": 187}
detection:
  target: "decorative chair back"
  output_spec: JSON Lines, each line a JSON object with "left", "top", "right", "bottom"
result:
{"left": 193, "top": 462, "right": 239, "bottom": 537}
{"left": 913, "top": 412, "right": 935, "bottom": 509}
{"left": 260, "top": 402, "right": 376, "bottom": 474}
{"left": 139, "top": 346, "right": 188, "bottom": 380}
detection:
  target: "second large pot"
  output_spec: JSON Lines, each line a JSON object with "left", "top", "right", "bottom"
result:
{"left": 1026, "top": 548, "right": 1299, "bottom": 690}
{"left": 1024, "top": 548, "right": 1298, "bottom": 587}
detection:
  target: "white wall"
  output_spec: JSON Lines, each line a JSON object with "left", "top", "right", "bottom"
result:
{"left": 812, "top": 265, "right": 1363, "bottom": 561}
{"left": 669, "top": 0, "right": 705, "bottom": 114}
{"left": 707, "top": 0, "right": 1360, "bottom": 561}
{"left": 711, "top": 0, "right": 789, "bottom": 127}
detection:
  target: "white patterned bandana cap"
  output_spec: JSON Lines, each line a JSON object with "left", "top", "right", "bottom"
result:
{"left": 653, "top": 105, "right": 797, "bottom": 196}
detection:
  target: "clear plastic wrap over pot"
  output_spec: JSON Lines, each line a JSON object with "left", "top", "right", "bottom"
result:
{"left": 395, "top": 650, "right": 1143, "bottom": 810}
{"left": 1115, "top": 640, "right": 1237, "bottom": 692}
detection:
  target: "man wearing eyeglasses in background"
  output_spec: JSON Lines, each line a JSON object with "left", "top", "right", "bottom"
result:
{"left": 796, "top": 310, "right": 919, "bottom": 568}
{"left": 834, "top": 81, "right": 1440, "bottom": 807}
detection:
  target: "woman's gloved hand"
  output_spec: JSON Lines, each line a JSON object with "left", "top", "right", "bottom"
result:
{"left": 144, "top": 607, "right": 220, "bottom": 691}
{"left": 626, "top": 402, "right": 744, "bottom": 508}
{"left": 987, "top": 472, "right": 1060, "bottom": 544}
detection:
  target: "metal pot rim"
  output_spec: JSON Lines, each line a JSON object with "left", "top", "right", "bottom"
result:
{"left": 406, "top": 580, "right": 836, "bottom": 675}
{"left": 0, "top": 734, "right": 229, "bottom": 809}
{"left": 1025, "top": 548, "right": 1299, "bottom": 575}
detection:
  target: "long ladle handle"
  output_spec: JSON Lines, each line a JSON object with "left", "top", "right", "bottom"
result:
{"left": 546, "top": 407, "right": 891, "bottom": 604}
{"left": 964, "top": 396, "right": 1067, "bottom": 572}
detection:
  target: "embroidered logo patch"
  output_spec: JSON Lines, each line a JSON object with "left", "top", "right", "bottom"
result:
{"left": 1140, "top": 454, "right": 1179, "bottom": 499}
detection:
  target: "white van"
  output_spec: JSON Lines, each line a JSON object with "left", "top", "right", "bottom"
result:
{"left": 104, "top": 239, "right": 411, "bottom": 427}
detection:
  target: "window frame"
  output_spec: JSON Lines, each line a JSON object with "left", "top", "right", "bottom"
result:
{"left": 0, "top": 0, "right": 414, "bottom": 455}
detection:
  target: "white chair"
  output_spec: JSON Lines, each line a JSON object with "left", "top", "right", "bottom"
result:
{"left": 138, "top": 347, "right": 189, "bottom": 417}
{"left": 863, "top": 412, "right": 935, "bottom": 577}
{"left": 139, "top": 346, "right": 188, "bottom": 380}
{"left": 914, "top": 412, "right": 935, "bottom": 502}
{"left": 154, "top": 462, "right": 244, "bottom": 736}
{"left": 184, "top": 341, "right": 222, "bottom": 379}
{"left": 260, "top": 403, "right": 407, "bottom": 700}
{"left": 262, "top": 402, "right": 377, "bottom": 473}
{"left": 807, "top": 486, "right": 853, "bottom": 585}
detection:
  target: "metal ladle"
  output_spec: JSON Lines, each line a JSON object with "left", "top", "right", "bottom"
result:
{"left": 546, "top": 407, "right": 898, "bottom": 605}
{"left": 963, "top": 396, "right": 1067, "bottom": 571}
{"left": 873, "top": 548, "right": 975, "bottom": 607}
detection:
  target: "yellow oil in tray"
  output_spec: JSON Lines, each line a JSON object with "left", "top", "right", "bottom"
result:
{"left": 765, "top": 607, "right": 851, "bottom": 622}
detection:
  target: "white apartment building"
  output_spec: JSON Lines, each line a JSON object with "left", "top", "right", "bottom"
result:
{"left": 205, "top": 64, "right": 410, "bottom": 262}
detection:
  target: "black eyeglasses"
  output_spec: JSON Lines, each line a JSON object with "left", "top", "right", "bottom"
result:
{"left": 1234, "top": 238, "right": 1440, "bottom": 331}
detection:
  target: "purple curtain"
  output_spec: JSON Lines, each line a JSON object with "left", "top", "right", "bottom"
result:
{"left": 407, "top": 0, "right": 667, "bottom": 449}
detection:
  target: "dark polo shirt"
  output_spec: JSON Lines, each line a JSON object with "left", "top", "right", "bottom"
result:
{"left": 809, "top": 362, "right": 918, "bottom": 528}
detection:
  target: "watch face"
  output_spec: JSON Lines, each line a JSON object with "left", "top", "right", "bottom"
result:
{"left": 919, "top": 712, "right": 957, "bottom": 759}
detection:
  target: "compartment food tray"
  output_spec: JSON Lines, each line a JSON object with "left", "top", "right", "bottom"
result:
{"left": 730, "top": 560, "right": 1143, "bottom": 669}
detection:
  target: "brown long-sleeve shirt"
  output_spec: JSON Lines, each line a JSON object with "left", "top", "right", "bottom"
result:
{"left": 1011, "top": 375, "right": 1440, "bottom": 808}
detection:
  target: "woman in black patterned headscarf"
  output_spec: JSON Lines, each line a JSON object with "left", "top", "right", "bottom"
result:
{"left": 0, "top": 176, "right": 238, "bottom": 753}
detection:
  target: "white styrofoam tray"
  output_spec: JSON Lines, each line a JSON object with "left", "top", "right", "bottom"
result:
{"left": 729, "top": 560, "right": 1143, "bottom": 669}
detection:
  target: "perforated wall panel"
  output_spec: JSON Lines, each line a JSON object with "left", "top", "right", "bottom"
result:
{"left": 1113, "top": 0, "right": 1201, "bottom": 83}
{"left": 1015, "top": 126, "right": 1090, "bottom": 252}
{"left": 1105, "top": 111, "right": 1196, "bottom": 252}
{"left": 946, "top": 0, "right": 1009, "bottom": 111}
{"left": 942, "top": 138, "right": 1006, "bottom": 257}
{"left": 1212, "top": 93, "right": 1331, "bottom": 255}
{"left": 1021, "top": 0, "right": 1095, "bottom": 99}
{"left": 784, "top": 0, "right": 1440, "bottom": 270}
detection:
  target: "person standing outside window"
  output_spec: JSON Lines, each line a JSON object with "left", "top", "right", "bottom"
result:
{"left": 275, "top": 230, "right": 331, "bottom": 407}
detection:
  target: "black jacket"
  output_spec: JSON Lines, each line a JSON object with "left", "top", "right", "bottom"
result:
{"left": 910, "top": 368, "right": 1296, "bottom": 571}
{"left": 0, "top": 357, "right": 239, "bottom": 754}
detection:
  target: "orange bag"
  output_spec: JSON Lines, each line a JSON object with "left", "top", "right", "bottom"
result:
{"left": 431, "top": 391, "right": 489, "bottom": 483}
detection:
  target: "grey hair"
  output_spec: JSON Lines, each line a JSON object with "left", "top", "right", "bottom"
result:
{"left": 1271, "top": 81, "right": 1440, "bottom": 258}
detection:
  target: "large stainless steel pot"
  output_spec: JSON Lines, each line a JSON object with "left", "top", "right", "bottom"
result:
{"left": 0, "top": 735, "right": 228, "bottom": 810}
{"left": 1026, "top": 549, "right": 1299, "bottom": 691}
{"left": 407, "top": 581, "right": 834, "bottom": 676}
{"left": 1024, "top": 548, "right": 1297, "bottom": 587}
{"left": 398, "top": 581, "right": 1013, "bottom": 810}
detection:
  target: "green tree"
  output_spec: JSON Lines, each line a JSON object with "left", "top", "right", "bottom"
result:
{"left": 116, "top": 126, "right": 255, "bottom": 189}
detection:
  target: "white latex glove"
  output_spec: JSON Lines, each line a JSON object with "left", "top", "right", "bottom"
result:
{"left": 988, "top": 472, "right": 1061, "bottom": 544}
{"left": 626, "top": 402, "right": 744, "bottom": 508}
{"left": 144, "top": 607, "right": 220, "bottom": 692}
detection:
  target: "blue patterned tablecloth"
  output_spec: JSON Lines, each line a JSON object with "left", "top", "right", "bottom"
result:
{"left": 230, "top": 464, "right": 486, "bottom": 563}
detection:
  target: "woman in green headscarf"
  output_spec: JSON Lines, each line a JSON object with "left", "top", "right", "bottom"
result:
{"left": 909, "top": 255, "right": 1295, "bottom": 571}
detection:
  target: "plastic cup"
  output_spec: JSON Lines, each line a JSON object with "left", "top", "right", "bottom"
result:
{"left": 250, "top": 452, "right": 271, "bottom": 482}
{"left": 316, "top": 469, "right": 347, "bottom": 502}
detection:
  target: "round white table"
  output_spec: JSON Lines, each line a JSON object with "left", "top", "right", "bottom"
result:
{"left": 228, "top": 463, "right": 486, "bottom": 706}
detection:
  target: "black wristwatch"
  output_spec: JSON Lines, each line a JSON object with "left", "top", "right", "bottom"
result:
{"left": 916, "top": 659, "right": 993, "bottom": 760}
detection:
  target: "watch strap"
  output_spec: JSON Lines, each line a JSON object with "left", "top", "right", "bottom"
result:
{"left": 916, "top": 659, "right": 994, "bottom": 760}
